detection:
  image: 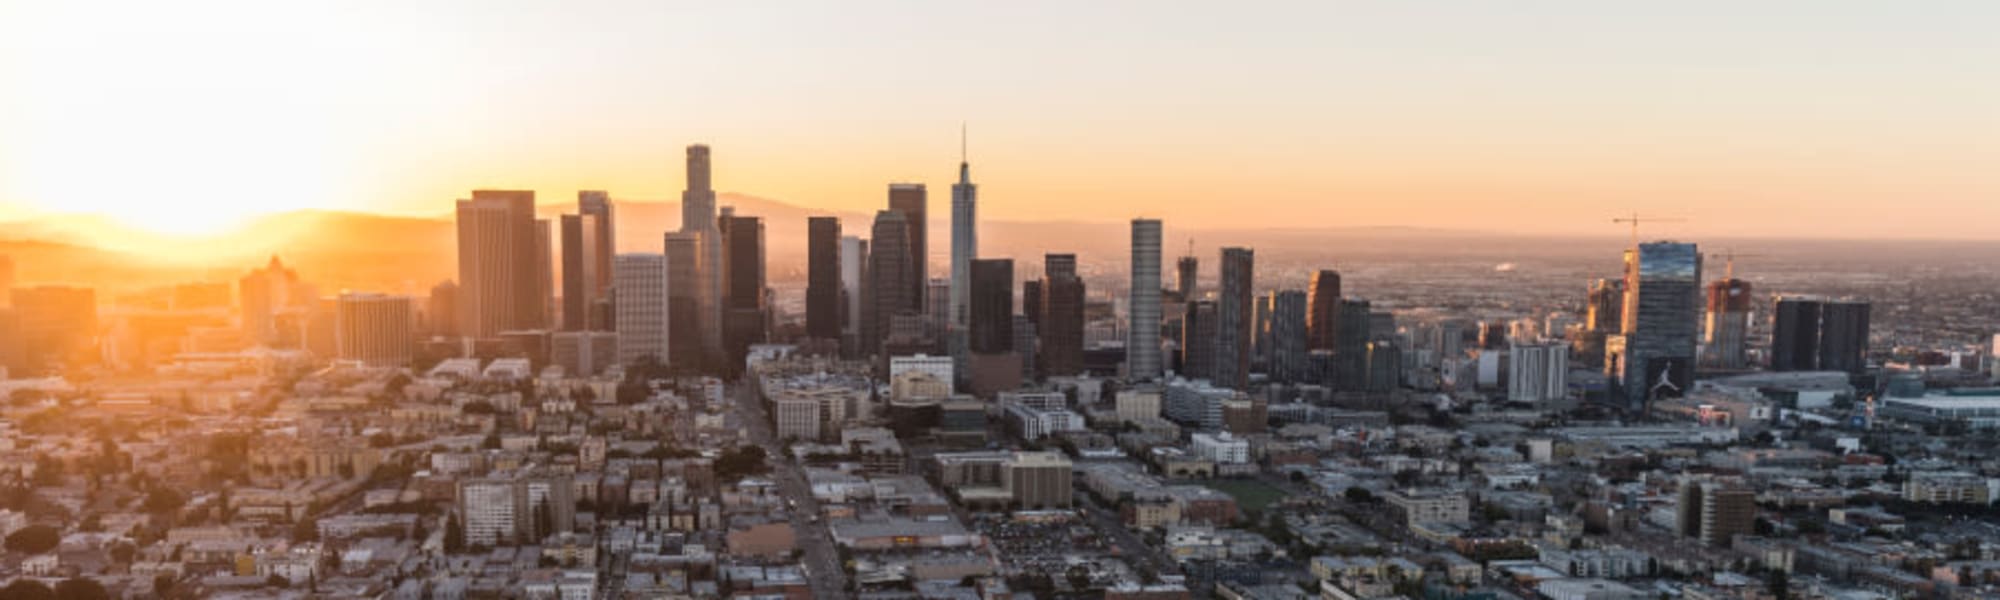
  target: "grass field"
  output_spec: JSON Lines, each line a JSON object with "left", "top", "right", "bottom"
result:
{"left": 1202, "top": 479, "right": 1290, "bottom": 513}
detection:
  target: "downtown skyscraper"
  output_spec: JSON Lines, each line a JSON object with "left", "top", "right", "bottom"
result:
{"left": 866, "top": 210, "right": 917, "bottom": 355}
{"left": 949, "top": 148, "right": 978, "bottom": 334}
{"left": 720, "top": 214, "right": 767, "bottom": 369}
{"left": 1265, "top": 289, "right": 1308, "bottom": 383}
{"left": 1213, "top": 247, "right": 1255, "bottom": 390}
{"left": 1306, "top": 270, "right": 1341, "bottom": 351}
{"left": 335, "top": 292, "right": 414, "bottom": 368}
{"left": 1771, "top": 296, "right": 1871, "bottom": 373}
{"left": 455, "top": 190, "right": 546, "bottom": 338}
{"left": 888, "top": 183, "right": 929, "bottom": 311}
{"left": 1703, "top": 277, "right": 1753, "bottom": 369}
{"left": 559, "top": 211, "right": 605, "bottom": 331}
{"left": 612, "top": 253, "right": 669, "bottom": 366}
{"left": 1038, "top": 253, "right": 1086, "bottom": 378}
{"left": 1128, "top": 219, "right": 1163, "bottom": 381}
{"left": 805, "top": 217, "right": 843, "bottom": 341}
{"left": 1610, "top": 242, "right": 1702, "bottom": 410}
{"left": 678, "top": 145, "right": 724, "bottom": 364}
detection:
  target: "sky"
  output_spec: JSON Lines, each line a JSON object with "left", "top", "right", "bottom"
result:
{"left": 2, "top": 0, "right": 1997, "bottom": 241}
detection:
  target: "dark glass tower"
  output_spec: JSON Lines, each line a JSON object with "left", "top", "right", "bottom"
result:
{"left": 720, "top": 215, "right": 766, "bottom": 369}
{"left": 1772, "top": 296, "right": 1870, "bottom": 373}
{"left": 806, "top": 216, "right": 842, "bottom": 340}
{"left": 888, "top": 184, "right": 928, "bottom": 310}
{"left": 969, "top": 259, "right": 1014, "bottom": 354}
{"left": 1039, "top": 253, "right": 1086, "bottom": 377}
{"left": 867, "top": 210, "right": 915, "bottom": 356}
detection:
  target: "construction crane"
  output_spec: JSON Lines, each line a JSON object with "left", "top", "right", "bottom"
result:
{"left": 1611, "top": 213, "right": 1686, "bottom": 248}
{"left": 1709, "top": 249, "right": 1766, "bottom": 279}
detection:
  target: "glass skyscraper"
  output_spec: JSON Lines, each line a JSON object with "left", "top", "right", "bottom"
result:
{"left": 1611, "top": 241, "right": 1702, "bottom": 411}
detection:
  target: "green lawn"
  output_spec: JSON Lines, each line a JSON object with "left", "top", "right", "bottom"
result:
{"left": 1202, "top": 480, "right": 1289, "bottom": 513}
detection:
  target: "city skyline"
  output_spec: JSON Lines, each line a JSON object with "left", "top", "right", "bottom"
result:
{"left": 5, "top": 1, "right": 2000, "bottom": 244}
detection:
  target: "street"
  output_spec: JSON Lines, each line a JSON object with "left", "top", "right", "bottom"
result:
{"left": 732, "top": 381, "right": 851, "bottom": 598}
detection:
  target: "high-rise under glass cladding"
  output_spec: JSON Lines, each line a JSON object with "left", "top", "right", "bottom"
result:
{"left": 1612, "top": 241, "right": 1701, "bottom": 410}
{"left": 1586, "top": 278, "right": 1625, "bottom": 332}
{"left": 1703, "top": 278, "right": 1752, "bottom": 369}
{"left": 1127, "top": 219, "right": 1163, "bottom": 381}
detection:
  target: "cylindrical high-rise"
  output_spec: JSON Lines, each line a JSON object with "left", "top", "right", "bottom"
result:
{"left": 1128, "top": 219, "right": 1163, "bottom": 381}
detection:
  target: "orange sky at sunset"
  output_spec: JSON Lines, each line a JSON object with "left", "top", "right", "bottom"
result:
{"left": 4, "top": 1, "right": 1997, "bottom": 246}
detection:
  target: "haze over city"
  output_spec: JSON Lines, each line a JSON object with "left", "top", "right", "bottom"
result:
{"left": 6, "top": 4, "right": 2000, "bottom": 600}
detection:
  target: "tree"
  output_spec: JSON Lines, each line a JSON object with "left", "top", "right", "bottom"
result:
{"left": 716, "top": 445, "right": 770, "bottom": 481}
{"left": 292, "top": 515, "right": 319, "bottom": 543}
{"left": 1066, "top": 565, "right": 1092, "bottom": 591}
{"left": 0, "top": 580, "right": 55, "bottom": 600}
{"left": 1766, "top": 569, "right": 1789, "bottom": 600}
{"left": 264, "top": 575, "right": 290, "bottom": 589}
{"left": 144, "top": 487, "right": 185, "bottom": 514}
{"left": 444, "top": 513, "right": 465, "bottom": 554}
{"left": 109, "top": 542, "right": 137, "bottom": 564}
{"left": 53, "top": 578, "right": 109, "bottom": 600}
{"left": 534, "top": 501, "right": 554, "bottom": 540}
{"left": 31, "top": 454, "right": 65, "bottom": 486}
{"left": 5, "top": 524, "right": 61, "bottom": 554}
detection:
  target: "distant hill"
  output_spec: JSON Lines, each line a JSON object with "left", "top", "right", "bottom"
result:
{"left": 9, "top": 194, "right": 1997, "bottom": 297}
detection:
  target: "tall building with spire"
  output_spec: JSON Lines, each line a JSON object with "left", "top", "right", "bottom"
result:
{"left": 1128, "top": 219, "right": 1163, "bottom": 381}
{"left": 950, "top": 131, "right": 978, "bottom": 332}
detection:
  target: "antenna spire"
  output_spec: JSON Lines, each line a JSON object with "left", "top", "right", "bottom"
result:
{"left": 960, "top": 122, "right": 967, "bottom": 165}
